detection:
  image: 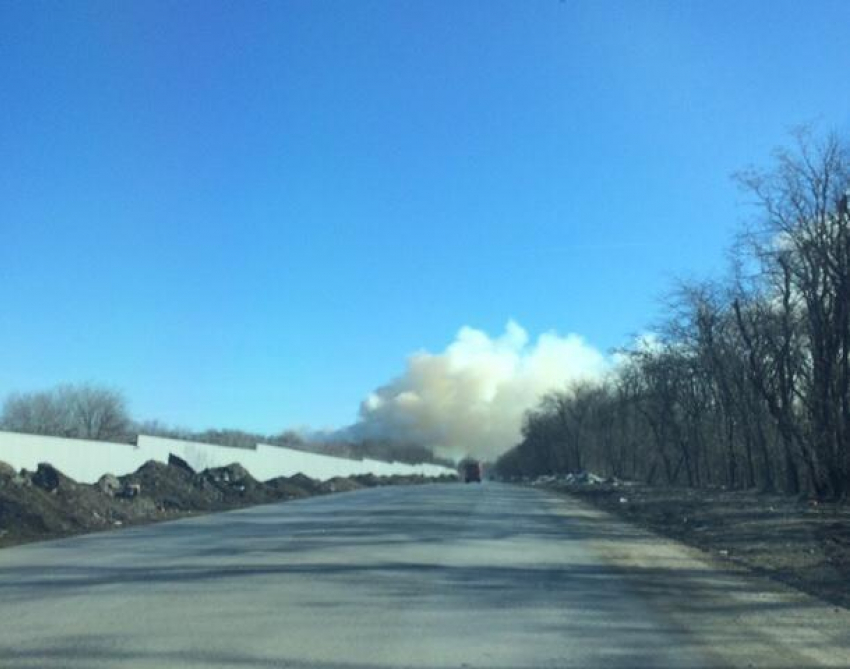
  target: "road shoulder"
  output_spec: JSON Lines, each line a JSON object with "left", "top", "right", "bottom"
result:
{"left": 538, "top": 486, "right": 850, "bottom": 668}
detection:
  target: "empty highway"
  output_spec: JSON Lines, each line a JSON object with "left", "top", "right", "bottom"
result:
{"left": 0, "top": 483, "right": 848, "bottom": 668}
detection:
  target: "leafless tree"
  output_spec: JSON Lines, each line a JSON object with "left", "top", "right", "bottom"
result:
{"left": 1, "top": 383, "right": 130, "bottom": 442}
{"left": 496, "top": 129, "right": 850, "bottom": 499}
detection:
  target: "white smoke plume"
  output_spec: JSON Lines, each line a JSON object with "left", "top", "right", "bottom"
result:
{"left": 349, "top": 321, "right": 609, "bottom": 461}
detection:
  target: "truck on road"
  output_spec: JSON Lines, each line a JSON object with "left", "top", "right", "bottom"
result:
{"left": 462, "top": 460, "right": 482, "bottom": 483}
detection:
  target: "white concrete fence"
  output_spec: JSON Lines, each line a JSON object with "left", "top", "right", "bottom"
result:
{"left": 0, "top": 431, "right": 455, "bottom": 484}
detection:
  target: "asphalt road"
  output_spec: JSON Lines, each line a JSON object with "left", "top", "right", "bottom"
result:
{"left": 0, "top": 483, "right": 848, "bottom": 669}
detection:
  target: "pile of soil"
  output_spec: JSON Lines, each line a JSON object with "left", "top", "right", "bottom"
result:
{"left": 351, "top": 472, "right": 456, "bottom": 487}
{"left": 286, "top": 472, "right": 327, "bottom": 495}
{"left": 264, "top": 476, "right": 314, "bottom": 500}
{"left": 0, "top": 457, "right": 454, "bottom": 549}
{"left": 0, "top": 462, "right": 158, "bottom": 544}
{"left": 548, "top": 480, "right": 850, "bottom": 609}
{"left": 321, "top": 476, "right": 364, "bottom": 493}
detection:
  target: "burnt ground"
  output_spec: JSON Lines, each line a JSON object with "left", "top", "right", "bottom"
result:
{"left": 0, "top": 458, "right": 455, "bottom": 549}
{"left": 546, "top": 481, "right": 850, "bottom": 609}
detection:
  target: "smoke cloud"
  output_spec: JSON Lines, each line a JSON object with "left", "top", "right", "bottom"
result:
{"left": 349, "top": 321, "right": 608, "bottom": 461}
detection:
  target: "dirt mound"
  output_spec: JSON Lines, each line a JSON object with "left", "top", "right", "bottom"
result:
{"left": 264, "top": 476, "right": 312, "bottom": 500}
{"left": 320, "top": 477, "right": 363, "bottom": 493}
{"left": 351, "top": 472, "right": 454, "bottom": 487}
{"left": 351, "top": 473, "right": 381, "bottom": 487}
{"left": 97, "top": 473, "right": 121, "bottom": 496}
{"left": 30, "top": 463, "right": 76, "bottom": 493}
{"left": 200, "top": 463, "right": 275, "bottom": 504}
{"left": 0, "top": 461, "right": 16, "bottom": 480}
{"left": 167, "top": 452, "right": 195, "bottom": 475}
{"left": 287, "top": 472, "right": 325, "bottom": 495}
{"left": 384, "top": 474, "right": 427, "bottom": 486}
{"left": 202, "top": 462, "right": 251, "bottom": 484}
{"left": 0, "top": 465, "right": 158, "bottom": 546}
{"left": 0, "top": 485, "right": 54, "bottom": 538}
{"left": 120, "top": 460, "right": 212, "bottom": 511}
{"left": 1, "top": 458, "right": 455, "bottom": 549}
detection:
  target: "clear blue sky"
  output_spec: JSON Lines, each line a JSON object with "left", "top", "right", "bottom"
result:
{"left": 2, "top": 1, "right": 849, "bottom": 433}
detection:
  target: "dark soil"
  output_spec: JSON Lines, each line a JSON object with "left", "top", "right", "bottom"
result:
{"left": 0, "top": 458, "right": 456, "bottom": 549}
{"left": 547, "top": 481, "right": 850, "bottom": 609}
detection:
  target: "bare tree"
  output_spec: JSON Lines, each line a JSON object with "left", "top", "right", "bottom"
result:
{"left": 496, "top": 129, "right": 850, "bottom": 500}
{"left": 1, "top": 383, "right": 130, "bottom": 442}
{"left": 736, "top": 129, "right": 850, "bottom": 497}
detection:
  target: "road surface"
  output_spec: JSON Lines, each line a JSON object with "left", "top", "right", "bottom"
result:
{"left": 0, "top": 483, "right": 848, "bottom": 668}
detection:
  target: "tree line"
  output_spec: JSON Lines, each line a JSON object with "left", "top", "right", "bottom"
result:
{"left": 496, "top": 130, "right": 850, "bottom": 500}
{"left": 0, "top": 384, "right": 449, "bottom": 465}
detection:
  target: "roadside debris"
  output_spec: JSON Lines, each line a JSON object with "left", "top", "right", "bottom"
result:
{"left": 528, "top": 471, "right": 627, "bottom": 487}
{"left": 544, "top": 478, "right": 850, "bottom": 610}
{"left": 0, "top": 458, "right": 456, "bottom": 549}
{"left": 167, "top": 452, "right": 195, "bottom": 475}
{"left": 97, "top": 474, "right": 121, "bottom": 496}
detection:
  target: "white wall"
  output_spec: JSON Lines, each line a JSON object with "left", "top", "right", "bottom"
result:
{"left": 0, "top": 432, "right": 148, "bottom": 483}
{"left": 0, "top": 431, "right": 455, "bottom": 483}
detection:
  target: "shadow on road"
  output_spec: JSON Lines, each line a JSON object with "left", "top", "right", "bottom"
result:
{"left": 0, "top": 484, "right": 847, "bottom": 668}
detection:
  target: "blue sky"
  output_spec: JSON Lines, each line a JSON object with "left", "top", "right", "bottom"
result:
{"left": 2, "top": 1, "right": 849, "bottom": 433}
